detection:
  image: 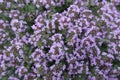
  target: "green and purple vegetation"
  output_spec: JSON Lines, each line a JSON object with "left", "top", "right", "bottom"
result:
{"left": 0, "top": 0, "right": 120, "bottom": 80}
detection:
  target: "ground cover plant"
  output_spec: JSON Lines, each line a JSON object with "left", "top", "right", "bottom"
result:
{"left": 0, "top": 0, "right": 120, "bottom": 80}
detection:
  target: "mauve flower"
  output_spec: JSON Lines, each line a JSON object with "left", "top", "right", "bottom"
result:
{"left": 0, "top": 0, "right": 3, "bottom": 3}
{"left": 24, "top": 0, "right": 30, "bottom": 4}
{"left": 8, "top": 76, "right": 19, "bottom": 80}
{"left": 15, "top": 66, "right": 28, "bottom": 77}
{"left": 9, "top": 10, "right": 20, "bottom": 18}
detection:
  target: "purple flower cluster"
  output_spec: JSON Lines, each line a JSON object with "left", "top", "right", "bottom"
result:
{"left": 0, "top": 0, "right": 120, "bottom": 80}
{"left": 33, "top": 0, "right": 65, "bottom": 9}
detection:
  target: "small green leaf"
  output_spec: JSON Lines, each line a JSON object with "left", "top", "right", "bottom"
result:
{"left": 1, "top": 76, "right": 8, "bottom": 80}
{"left": 26, "top": 26, "right": 34, "bottom": 34}
{"left": 52, "top": 0, "right": 73, "bottom": 13}
{"left": 88, "top": 5, "right": 101, "bottom": 17}
{"left": 64, "top": 72, "right": 70, "bottom": 80}
{"left": 37, "top": 41, "right": 42, "bottom": 47}
{"left": 9, "top": 30, "right": 15, "bottom": 39}
{"left": 116, "top": 4, "right": 120, "bottom": 11}
{"left": 38, "top": 6, "right": 46, "bottom": 12}
{"left": 96, "top": 20, "right": 106, "bottom": 27}
{"left": 19, "top": 32, "right": 25, "bottom": 38}
{"left": 112, "top": 59, "right": 120, "bottom": 69}
{"left": 47, "top": 60, "right": 55, "bottom": 67}
{"left": 67, "top": 46, "right": 73, "bottom": 53}
{"left": 23, "top": 4, "right": 36, "bottom": 13}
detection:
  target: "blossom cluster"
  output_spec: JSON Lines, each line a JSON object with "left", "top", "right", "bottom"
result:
{"left": 0, "top": 0, "right": 120, "bottom": 80}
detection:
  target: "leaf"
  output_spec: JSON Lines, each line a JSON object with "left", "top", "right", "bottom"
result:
{"left": 67, "top": 46, "right": 73, "bottom": 53}
{"left": 116, "top": 4, "right": 120, "bottom": 11}
{"left": 26, "top": 26, "right": 34, "bottom": 34}
{"left": 64, "top": 72, "right": 70, "bottom": 80}
{"left": 1, "top": 76, "right": 8, "bottom": 80}
{"left": 37, "top": 41, "right": 42, "bottom": 47}
{"left": 88, "top": 5, "right": 101, "bottom": 17}
{"left": 22, "top": 4, "right": 36, "bottom": 13}
{"left": 0, "top": 13, "right": 10, "bottom": 21}
{"left": 19, "top": 32, "right": 25, "bottom": 38}
{"left": 47, "top": 60, "right": 55, "bottom": 67}
{"left": 0, "top": 2, "right": 7, "bottom": 10}
{"left": 96, "top": 20, "right": 106, "bottom": 27}
{"left": 9, "top": 30, "right": 15, "bottom": 39}
{"left": 79, "top": 74, "right": 87, "bottom": 80}
{"left": 38, "top": 6, "right": 47, "bottom": 12}
{"left": 112, "top": 59, "right": 120, "bottom": 69}
{"left": 52, "top": 0, "right": 73, "bottom": 13}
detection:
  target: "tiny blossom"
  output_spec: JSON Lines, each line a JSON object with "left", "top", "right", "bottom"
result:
{"left": 0, "top": 0, "right": 3, "bottom": 3}
{"left": 15, "top": 66, "right": 28, "bottom": 77}
{"left": 8, "top": 76, "right": 19, "bottom": 80}
{"left": 9, "top": 10, "right": 20, "bottom": 18}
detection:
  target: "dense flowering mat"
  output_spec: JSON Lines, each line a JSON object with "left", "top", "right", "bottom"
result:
{"left": 0, "top": 0, "right": 120, "bottom": 80}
